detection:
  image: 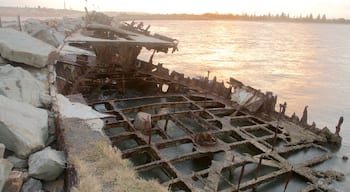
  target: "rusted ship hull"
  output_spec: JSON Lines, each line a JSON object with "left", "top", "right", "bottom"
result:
{"left": 54, "top": 12, "right": 343, "bottom": 192}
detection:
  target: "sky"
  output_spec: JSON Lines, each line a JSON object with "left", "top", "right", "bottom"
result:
{"left": 1, "top": 0, "right": 350, "bottom": 19}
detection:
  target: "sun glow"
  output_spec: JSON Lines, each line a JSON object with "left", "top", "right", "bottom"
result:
{"left": 1, "top": 0, "right": 350, "bottom": 18}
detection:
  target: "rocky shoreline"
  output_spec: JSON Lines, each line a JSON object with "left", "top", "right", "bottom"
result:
{"left": 0, "top": 16, "right": 83, "bottom": 192}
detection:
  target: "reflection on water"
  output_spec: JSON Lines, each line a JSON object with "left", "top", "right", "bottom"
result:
{"left": 138, "top": 20, "right": 350, "bottom": 190}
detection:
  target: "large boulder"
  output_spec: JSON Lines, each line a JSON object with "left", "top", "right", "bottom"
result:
{"left": 0, "top": 95, "right": 48, "bottom": 158}
{"left": 0, "top": 159, "right": 13, "bottom": 191}
{"left": 0, "top": 64, "right": 50, "bottom": 107}
{"left": 28, "top": 147, "right": 65, "bottom": 181}
{"left": 0, "top": 28, "right": 56, "bottom": 68}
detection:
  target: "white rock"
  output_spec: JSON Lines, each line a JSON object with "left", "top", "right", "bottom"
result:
{"left": 0, "top": 159, "right": 13, "bottom": 191}
{"left": 0, "top": 28, "right": 56, "bottom": 68}
{"left": 85, "top": 119, "right": 105, "bottom": 133}
{"left": 134, "top": 112, "right": 152, "bottom": 130}
{"left": 7, "top": 156, "right": 28, "bottom": 169}
{"left": 57, "top": 94, "right": 111, "bottom": 120}
{"left": 22, "top": 178, "right": 42, "bottom": 192}
{"left": 28, "top": 147, "right": 65, "bottom": 181}
{"left": 0, "top": 64, "right": 50, "bottom": 107}
{"left": 0, "top": 95, "right": 48, "bottom": 158}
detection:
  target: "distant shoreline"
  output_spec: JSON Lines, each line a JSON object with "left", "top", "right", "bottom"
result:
{"left": 1, "top": 6, "right": 349, "bottom": 25}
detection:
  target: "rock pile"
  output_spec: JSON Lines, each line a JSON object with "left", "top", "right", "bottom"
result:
{"left": 0, "top": 16, "right": 83, "bottom": 191}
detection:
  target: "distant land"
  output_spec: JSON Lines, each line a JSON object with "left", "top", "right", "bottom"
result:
{"left": 1, "top": 6, "right": 349, "bottom": 24}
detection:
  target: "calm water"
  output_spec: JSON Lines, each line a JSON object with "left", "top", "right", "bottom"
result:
{"left": 138, "top": 20, "right": 350, "bottom": 191}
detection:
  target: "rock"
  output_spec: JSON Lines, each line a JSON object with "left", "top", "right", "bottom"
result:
{"left": 0, "top": 95, "right": 48, "bottom": 158}
{"left": 0, "top": 143, "right": 4, "bottom": 159}
{"left": 134, "top": 112, "right": 152, "bottom": 130}
{"left": 23, "top": 19, "right": 49, "bottom": 35}
{"left": 0, "top": 159, "right": 13, "bottom": 191}
{"left": 57, "top": 94, "right": 111, "bottom": 120}
{"left": 32, "top": 29, "right": 60, "bottom": 48}
{"left": 0, "top": 28, "right": 56, "bottom": 68}
{"left": 28, "top": 147, "right": 65, "bottom": 181}
{"left": 85, "top": 118, "right": 105, "bottom": 133}
{"left": 62, "top": 17, "right": 83, "bottom": 32}
{"left": 43, "top": 176, "right": 64, "bottom": 192}
{"left": 0, "top": 64, "right": 50, "bottom": 107}
{"left": 22, "top": 178, "right": 42, "bottom": 192}
{"left": 22, "top": 171, "right": 29, "bottom": 182}
{"left": 3, "top": 170, "right": 24, "bottom": 192}
{"left": 7, "top": 156, "right": 28, "bottom": 169}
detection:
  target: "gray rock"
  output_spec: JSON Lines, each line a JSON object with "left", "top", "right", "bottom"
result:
{"left": 0, "top": 65, "right": 50, "bottom": 107}
{"left": 0, "top": 95, "right": 48, "bottom": 158}
{"left": 7, "top": 156, "right": 28, "bottom": 169}
{"left": 134, "top": 112, "right": 152, "bottom": 131}
{"left": 28, "top": 147, "right": 65, "bottom": 181}
{"left": 0, "top": 143, "right": 4, "bottom": 159}
{"left": 22, "top": 178, "right": 42, "bottom": 192}
{"left": 32, "top": 29, "right": 60, "bottom": 48}
{"left": 62, "top": 17, "right": 83, "bottom": 32}
{"left": 0, "top": 159, "right": 13, "bottom": 191}
{"left": 0, "top": 28, "right": 56, "bottom": 68}
{"left": 23, "top": 19, "right": 48, "bottom": 35}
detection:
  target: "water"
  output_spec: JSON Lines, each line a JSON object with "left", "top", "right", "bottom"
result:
{"left": 138, "top": 20, "right": 350, "bottom": 191}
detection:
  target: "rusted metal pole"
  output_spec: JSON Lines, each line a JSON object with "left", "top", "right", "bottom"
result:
{"left": 17, "top": 15, "right": 22, "bottom": 31}
{"left": 283, "top": 168, "right": 293, "bottom": 192}
{"left": 122, "top": 74, "right": 126, "bottom": 95}
{"left": 164, "top": 118, "right": 169, "bottom": 132}
{"left": 335, "top": 116, "right": 344, "bottom": 136}
{"left": 148, "top": 125, "right": 152, "bottom": 144}
{"left": 252, "top": 155, "right": 264, "bottom": 191}
{"left": 255, "top": 155, "right": 264, "bottom": 180}
{"left": 205, "top": 71, "right": 210, "bottom": 109}
{"left": 272, "top": 103, "right": 283, "bottom": 151}
{"left": 237, "top": 164, "right": 245, "bottom": 191}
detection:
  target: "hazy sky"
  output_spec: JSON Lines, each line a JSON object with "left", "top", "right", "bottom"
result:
{"left": 1, "top": 0, "right": 350, "bottom": 18}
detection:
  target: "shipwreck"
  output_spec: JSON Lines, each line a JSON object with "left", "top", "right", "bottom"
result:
{"left": 48, "top": 12, "right": 346, "bottom": 192}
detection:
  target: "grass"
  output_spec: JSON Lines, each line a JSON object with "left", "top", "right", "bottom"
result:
{"left": 69, "top": 140, "right": 167, "bottom": 192}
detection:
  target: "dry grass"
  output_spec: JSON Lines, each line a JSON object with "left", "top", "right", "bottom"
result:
{"left": 69, "top": 140, "right": 167, "bottom": 192}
